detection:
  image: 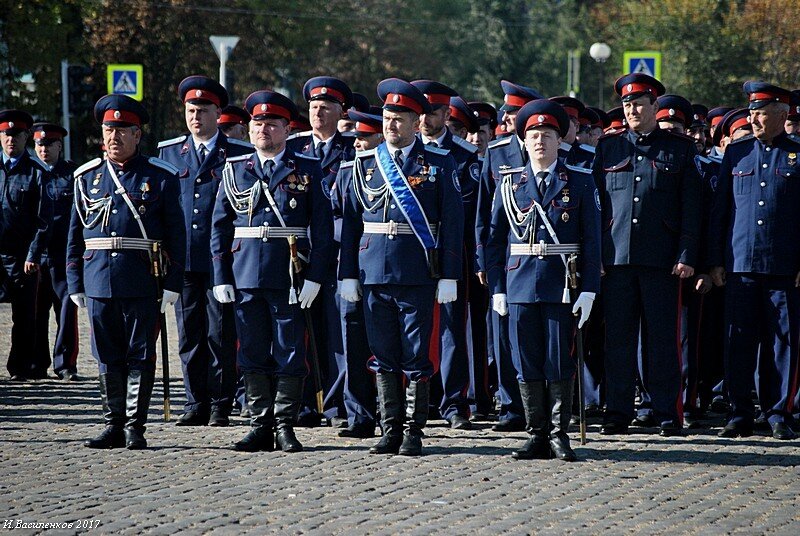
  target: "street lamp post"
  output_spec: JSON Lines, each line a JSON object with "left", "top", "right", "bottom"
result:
{"left": 589, "top": 42, "right": 611, "bottom": 109}
{"left": 209, "top": 35, "right": 240, "bottom": 89}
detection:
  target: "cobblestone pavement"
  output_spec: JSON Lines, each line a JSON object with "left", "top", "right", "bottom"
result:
{"left": 1, "top": 304, "right": 799, "bottom": 535}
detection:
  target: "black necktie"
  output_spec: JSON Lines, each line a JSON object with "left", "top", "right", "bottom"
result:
{"left": 394, "top": 149, "right": 404, "bottom": 167}
{"left": 427, "top": 141, "right": 439, "bottom": 148}
{"left": 536, "top": 171, "right": 549, "bottom": 197}
{"left": 264, "top": 159, "right": 275, "bottom": 178}
{"left": 316, "top": 141, "right": 326, "bottom": 160}
{"left": 198, "top": 144, "right": 207, "bottom": 163}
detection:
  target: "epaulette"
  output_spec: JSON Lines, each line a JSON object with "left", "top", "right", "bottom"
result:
{"left": 227, "top": 137, "right": 254, "bottom": 149}
{"left": 338, "top": 160, "right": 354, "bottom": 169}
{"left": 293, "top": 152, "right": 320, "bottom": 161}
{"left": 73, "top": 157, "right": 103, "bottom": 178}
{"left": 695, "top": 155, "right": 712, "bottom": 165}
{"left": 157, "top": 134, "right": 188, "bottom": 149}
{"left": 148, "top": 157, "right": 180, "bottom": 175}
{"left": 451, "top": 135, "right": 478, "bottom": 154}
{"left": 499, "top": 166, "right": 524, "bottom": 175}
{"left": 787, "top": 133, "right": 800, "bottom": 145}
{"left": 424, "top": 144, "right": 450, "bottom": 156}
{"left": 286, "top": 130, "right": 312, "bottom": 141}
{"left": 489, "top": 136, "right": 512, "bottom": 149}
{"left": 227, "top": 154, "right": 251, "bottom": 163}
{"left": 559, "top": 141, "right": 573, "bottom": 153}
{"left": 356, "top": 148, "right": 376, "bottom": 158}
{"left": 578, "top": 143, "right": 596, "bottom": 154}
{"left": 564, "top": 163, "right": 592, "bottom": 175}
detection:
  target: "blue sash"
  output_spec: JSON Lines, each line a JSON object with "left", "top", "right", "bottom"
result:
{"left": 374, "top": 143, "right": 436, "bottom": 252}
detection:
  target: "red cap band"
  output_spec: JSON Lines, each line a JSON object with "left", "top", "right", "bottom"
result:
{"left": 561, "top": 106, "right": 579, "bottom": 119}
{"left": 475, "top": 109, "right": 492, "bottom": 120}
{"left": 33, "top": 130, "right": 63, "bottom": 140}
{"left": 621, "top": 82, "right": 658, "bottom": 98}
{"left": 384, "top": 93, "right": 423, "bottom": 114}
{"left": 656, "top": 108, "right": 686, "bottom": 123}
{"left": 729, "top": 117, "right": 750, "bottom": 135}
{"left": 218, "top": 113, "right": 247, "bottom": 125}
{"left": 749, "top": 92, "right": 790, "bottom": 105}
{"left": 184, "top": 88, "right": 221, "bottom": 107}
{"left": 251, "top": 103, "right": 291, "bottom": 121}
{"left": 524, "top": 113, "right": 560, "bottom": 132}
{"left": 449, "top": 106, "right": 472, "bottom": 127}
{"left": 355, "top": 121, "right": 381, "bottom": 135}
{"left": 503, "top": 94, "right": 530, "bottom": 108}
{"left": 0, "top": 120, "right": 30, "bottom": 131}
{"left": 102, "top": 109, "right": 141, "bottom": 126}
{"left": 607, "top": 119, "right": 625, "bottom": 129}
{"left": 310, "top": 86, "right": 345, "bottom": 104}
{"left": 710, "top": 116, "right": 725, "bottom": 127}
{"left": 424, "top": 93, "right": 451, "bottom": 107}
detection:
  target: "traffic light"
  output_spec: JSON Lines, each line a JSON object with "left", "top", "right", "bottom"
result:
{"left": 68, "top": 64, "right": 95, "bottom": 114}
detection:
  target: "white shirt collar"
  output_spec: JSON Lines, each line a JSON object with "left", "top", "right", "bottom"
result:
{"left": 385, "top": 140, "right": 415, "bottom": 160}
{"left": 257, "top": 148, "right": 285, "bottom": 169}
{"left": 421, "top": 129, "right": 448, "bottom": 147}
{"left": 2, "top": 152, "right": 21, "bottom": 168}
{"left": 193, "top": 130, "right": 220, "bottom": 154}
{"left": 531, "top": 159, "right": 558, "bottom": 179}
{"left": 312, "top": 133, "right": 335, "bottom": 147}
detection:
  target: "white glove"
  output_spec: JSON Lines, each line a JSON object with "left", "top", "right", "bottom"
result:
{"left": 160, "top": 290, "right": 180, "bottom": 314}
{"left": 70, "top": 293, "right": 87, "bottom": 308}
{"left": 571, "top": 292, "right": 596, "bottom": 329}
{"left": 340, "top": 278, "right": 362, "bottom": 303}
{"left": 436, "top": 279, "right": 458, "bottom": 304}
{"left": 213, "top": 284, "right": 235, "bottom": 304}
{"left": 299, "top": 280, "right": 322, "bottom": 308}
{"left": 492, "top": 293, "right": 508, "bottom": 317}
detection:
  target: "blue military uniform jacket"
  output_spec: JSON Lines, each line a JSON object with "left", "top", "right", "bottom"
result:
{"left": 485, "top": 161, "right": 601, "bottom": 303}
{"left": 0, "top": 151, "right": 51, "bottom": 264}
{"left": 708, "top": 133, "right": 800, "bottom": 276}
{"left": 157, "top": 131, "right": 253, "bottom": 274}
{"left": 66, "top": 154, "right": 186, "bottom": 298}
{"left": 42, "top": 159, "right": 78, "bottom": 264}
{"left": 287, "top": 130, "right": 355, "bottom": 209}
{"left": 559, "top": 141, "right": 595, "bottom": 170}
{"left": 592, "top": 127, "right": 702, "bottom": 269}
{"left": 475, "top": 135, "right": 526, "bottom": 273}
{"left": 339, "top": 139, "right": 464, "bottom": 285}
{"left": 210, "top": 150, "right": 334, "bottom": 290}
{"left": 694, "top": 153, "right": 722, "bottom": 270}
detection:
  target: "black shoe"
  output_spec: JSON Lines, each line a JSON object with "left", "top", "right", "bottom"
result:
{"left": 240, "top": 406, "right": 252, "bottom": 419}
{"left": 208, "top": 409, "right": 230, "bottom": 427}
{"left": 275, "top": 428, "right": 303, "bottom": 452}
{"left": 84, "top": 426, "right": 125, "bottom": 449}
{"left": 469, "top": 411, "right": 489, "bottom": 422}
{"left": 771, "top": 422, "right": 797, "bottom": 440}
{"left": 753, "top": 413, "right": 771, "bottom": 431}
{"left": 585, "top": 403, "right": 603, "bottom": 418}
{"left": 709, "top": 397, "right": 730, "bottom": 414}
{"left": 660, "top": 423, "right": 682, "bottom": 437}
{"left": 450, "top": 415, "right": 472, "bottom": 430}
{"left": 338, "top": 423, "right": 376, "bottom": 438}
{"left": 9, "top": 374, "right": 26, "bottom": 382}
{"left": 549, "top": 434, "right": 577, "bottom": 462}
{"left": 296, "top": 412, "right": 322, "bottom": 428}
{"left": 58, "top": 370, "right": 84, "bottom": 382}
{"left": 369, "top": 434, "right": 403, "bottom": 454}
{"left": 175, "top": 410, "right": 209, "bottom": 426}
{"left": 599, "top": 421, "right": 629, "bottom": 435}
{"left": 631, "top": 414, "right": 657, "bottom": 427}
{"left": 234, "top": 428, "right": 274, "bottom": 452}
{"left": 124, "top": 428, "right": 147, "bottom": 450}
{"left": 492, "top": 419, "right": 526, "bottom": 432}
{"left": 683, "top": 413, "right": 704, "bottom": 429}
{"left": 512, "top": 436, "right": 550, "bottom": 460}
{"left": 718, "top": 421, "right": 753, "bottom": 438}
{"left": 398, "top": 434, "right": 423, "bottom": 456}
{"left": 28, "top": 370, "right": 49, "bottom": 380}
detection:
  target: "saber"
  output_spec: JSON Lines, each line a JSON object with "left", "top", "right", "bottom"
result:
{"left": 288, "top": 234, "right": 324, "bottom": 414}
{"left": 153, "top": 244, "right": 170, "bottom": 421}
{"left": 568, "top": 253, "right": 586, "bottom": 445}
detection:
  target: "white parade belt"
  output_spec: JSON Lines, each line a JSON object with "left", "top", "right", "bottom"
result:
{"left": 509, "top": 242, "right": 580, "bottom": 256}
{"left": 363, "top": 220, "right": 438, "bottom": 239}
{"left": 233, "top": 226, "right": 308, "bottom": 240}
{"left": 84, "top": 237, "right": 160, "bottom": 251}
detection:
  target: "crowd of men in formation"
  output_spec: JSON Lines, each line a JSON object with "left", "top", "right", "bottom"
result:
{"left": 2, "top": 68, "right": 799, "bottom": 461}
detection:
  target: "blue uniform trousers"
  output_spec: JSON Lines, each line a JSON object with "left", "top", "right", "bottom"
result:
{"left": 491, "top": 309, "right": 525, "bottom": 423}
{"left": 434, "top": 274, "right": 474, "bottom": 420}
{"left": 509, "top": 302, "right": 576, "bottom": 382}
{"left": 87, "top": 297, "right": 159, "bottom": 373}
{"left": 175, "top": 271, "right": 237, "bottom": 412}
{"left": 581, "top": 295, "right": 606, "bottom": 407}
{"left": 234, "top": 288, "right": 308, "bottom": 378}
{"left": 724, "top": 273, "right": 800, "bottom": 425}
{"left": 604, "top": 266, "right": 683, "bottom": 426}
{"left": 467, "top": 281, "right": 492, "bottom": 416}
{"left": 34, "top": 257, "right": 79, "bottom": 374}
{"left": 364, "top": 284, "right": 435, "bottom": 381}
{"left": 340, "top": 286, "right": 376, "bottom": 426}
{"left": 4, "top": 254, "right": 45, "bottom": 377}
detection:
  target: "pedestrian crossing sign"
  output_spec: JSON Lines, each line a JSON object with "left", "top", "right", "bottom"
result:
{"left": 623, "top": 51, "right": 662, "bottom": 80}
{"left": 107, "top": 64, "right": 144, "bottom": 101}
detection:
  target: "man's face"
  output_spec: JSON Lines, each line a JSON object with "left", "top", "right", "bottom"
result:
{"left": 686, "top": 126, "right": 707, "bottom": 153}
{"left": 420, "top": 106, "right": 448, "bottom": 138}
{"left": 251, "top": 118, "right": 290, "bottom": 154}
{"left": 623, "top": 95, "right": 658, "bottom": 132}
{"left": 503, "top": 111, "right": 518, "bottom": 132}
{"left": 446, "top": 121, "right": 467, "bottom": 141}
{"left": 309, "top": 100, "right": 343, "bottom": 136}
{"left": 354, "top": 133, "right": 382, "bottom": 152}
{"left": 35, "top": 140, "right": 62, "bottom": 165}
{"left": 731, "top": 127, "right": 752, "bottom": 141}
{"left": 383, "top": 109, "right": 419, "bottom": 147}
{"left": 337, "top": 118, "right": 356, "bottom": 133}
{"left": 185, "top": 102, "right": 220, "bottom": 139}
{"left": 466, "top": 124, "right": 491, "bottom": 155}
{"left": 102, "top": 125, "right": 141, "bottom": 163}
{"left": 658, "top": 120, "right": 685, "bottom": 135}
{"left": 221, "top": 123, "right": 248, "bottom": 141}
{"left": 0, "top": 130, "right": 29, "bottom": 158}
{"left": 562, "top": 116, "right": 578, "bottom": 144}
{"left": 785, "top": 119, "right": 800, "bottom": 135}
{"left": 750, "top": 104, "right": 788, "bottom": 142}
{"left": 524, "top": 126, "right": 560, "bottom": 164}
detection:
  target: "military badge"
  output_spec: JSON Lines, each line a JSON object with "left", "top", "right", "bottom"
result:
{"left": 452, "top": 170, "right": 461, "bottom": 192}
{"left": 289, "top": 198, "right": 297, "bottom": 209}
{"left": 561, "top": 188, "right": 570, "bottom": 203}
{"left": 297, "top": 184, "right": 305, "bottom": 191}
{"left": 428, "top": 165, "right": 439, "bottom": 183}
{"left": 93, "top": 173, "right": 102, "bottom": 185}
{"left": 561, "top": 212, "right": 570, "bottom": 222}
{"left": 469, "top": 163, "right": 480, "bottom": 182}
{"left": 90, "top": 188, "right": 99, "bottom": 194}
{"left": 789, "top": 153, "right": 797, "bottom": 166}
{"left": 138, "top": 205, "right": 147, "bottom": 214}
{"left": 408, "top": 176, "right": 425, "bottom": 188}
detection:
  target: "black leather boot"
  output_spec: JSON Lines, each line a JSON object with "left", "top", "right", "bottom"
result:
{"left": 370, "top": 373, "right": 405, "bottom": 454}
{"left": 234, "top": 373, "right": 275, "bottom": 452}
{"left": 124, "top": 368, "right": 155, "bottom": 450}
{"left": 85, "top": 370, "right": 127, "bottom": 449}
{"left": 274, "top": 376, "right": 304, "bottom": 452}
{"left": 399, "top": 379, "right": 429, "bottom": 456}
{"left": 549, "top": 380, "right": 577, "bottom": 462}
{"left": 512, "top": 381, "right": 550, "bottom": 460}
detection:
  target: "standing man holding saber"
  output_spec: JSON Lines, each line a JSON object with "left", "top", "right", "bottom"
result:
{"left": 486, "top": 99, "right": 600, "bottom": 462}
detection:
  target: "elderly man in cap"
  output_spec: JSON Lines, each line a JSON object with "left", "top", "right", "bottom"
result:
{"left": 0, "top": 109, "right": 52, "bottom": 381}
{"left": 68, "top": 95, "right": 185, "bottom": 449}
{"left": 709, "top": 82, "right": 800, "bottom": 441}
{"left": 158, "top": 75, "right": 254, "bottom": 428}
{"left": 593, "top": 73, "right": 702, "bottom": 437}
{"left": 486, "top": 99, "right": 601, "bottom": 461}
{"left": 30, "top": 123, "right": 82, "bottom": 381}
{"left": 339, "top": 78, "right": 463, "bottom": 456}
{"left": 211, "top": 89, "right": 333, "bottom": 453}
